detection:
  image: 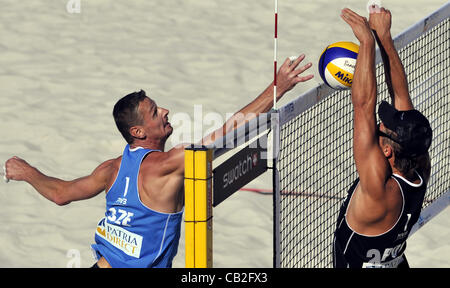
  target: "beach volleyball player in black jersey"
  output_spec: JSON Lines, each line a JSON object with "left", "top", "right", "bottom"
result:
{"left": 333, "top": 6, "right": 433, "bottom": 268}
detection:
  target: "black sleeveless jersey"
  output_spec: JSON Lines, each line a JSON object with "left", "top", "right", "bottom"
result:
{"left": 333, "top": 171, "right": 426, "bottom": 268}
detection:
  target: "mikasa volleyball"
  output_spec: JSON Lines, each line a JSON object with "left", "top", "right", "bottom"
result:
{"left": 318, "top": 41, "right": 359, "bottom": 90}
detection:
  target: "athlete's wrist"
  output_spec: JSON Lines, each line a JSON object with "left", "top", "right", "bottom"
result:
{"left": 377, "top": 31, "right": 393, "bottom": 45}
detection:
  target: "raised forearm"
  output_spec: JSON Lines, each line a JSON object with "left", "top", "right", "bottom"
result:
{"left": 200, "top": 84, "right": 275, "bottom": 146}
{"left": 224, "top": 83, "right": 275, "bottom": 131}
{"left": 376, "top": 32, "right": 413, "bottom": 110}
{"left": 352, "top": 38, "right": 377, "bottom": 111}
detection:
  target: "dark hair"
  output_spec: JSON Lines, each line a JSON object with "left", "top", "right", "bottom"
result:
{"left": 113, "top": 90, "right": 147, "bottom": 144}
{"left": 381, "top": 128, "right": 418, "bottom": 173}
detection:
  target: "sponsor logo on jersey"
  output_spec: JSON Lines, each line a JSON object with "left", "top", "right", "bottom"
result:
{"left": 96, "top": 218, "right": 142, "bottom": 258}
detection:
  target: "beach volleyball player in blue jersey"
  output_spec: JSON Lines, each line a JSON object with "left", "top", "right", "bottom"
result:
{"left": 4, "top": 56, "right": 313, "bottom": 268}
{"left": 333, "top": 6, "right": 432, "bottom": 268}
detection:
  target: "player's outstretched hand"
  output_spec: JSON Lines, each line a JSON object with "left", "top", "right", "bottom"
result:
{"left": 369, "top": 6, "right": 392, "bottom": 40}
{"left": 275, "top": 54, "right": 314, "bottom": 100}
{"left": 341, "top": 8, "right": 374, "bottom": 44}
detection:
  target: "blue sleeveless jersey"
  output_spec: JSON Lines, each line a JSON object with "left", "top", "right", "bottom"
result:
{"left": 91, "top": 145, "right": 183, "bottom": 268}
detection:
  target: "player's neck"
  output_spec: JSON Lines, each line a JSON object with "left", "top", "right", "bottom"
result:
{"left": 391, "top": 167, "right": 418, "bottom": 183}
{"left": 130, "top": 139, "right": 165, "bottom": 152}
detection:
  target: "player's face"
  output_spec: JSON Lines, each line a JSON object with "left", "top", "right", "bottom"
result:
{"left": 139, "top": 97, "right": 173, "bottom": 141}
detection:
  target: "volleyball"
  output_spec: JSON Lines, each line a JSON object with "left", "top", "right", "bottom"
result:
{"left": 318, "top": 41, "right": 359, "bottom": 90}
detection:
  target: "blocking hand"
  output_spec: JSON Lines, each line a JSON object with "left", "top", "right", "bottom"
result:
{"left": 369, "top": 6, "right": 392, "bottom": 40}
{"left": 341, "top": 8, "right": 374, "bottom": 44}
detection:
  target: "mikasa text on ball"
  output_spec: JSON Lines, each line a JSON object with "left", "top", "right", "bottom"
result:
{"left": 318, "top": 41, "right": 359, "bottom": 90}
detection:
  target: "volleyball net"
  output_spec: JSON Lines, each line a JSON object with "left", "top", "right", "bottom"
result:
{"left": 274, "top": 3, "right": 450, "bottom": 267}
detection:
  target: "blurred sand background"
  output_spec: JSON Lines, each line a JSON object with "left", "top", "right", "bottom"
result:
{"left": 0, "top": 0, "right": 448, "bottom": 267}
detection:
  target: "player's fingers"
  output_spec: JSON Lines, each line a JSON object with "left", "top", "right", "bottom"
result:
{"left": 340, "top": 12, "right": 355, "bottom": 26}
{"left": 289, "top": 54, "right": 306, "bottom": 69}
{"left": 343, "top": 8, "right": 368, "bottom": 25}
{"left": 281, "top": 57, "right": 291, "bottom": 68}
{"left": 292, "top": 62, "right": 313, "bottom": 77}
{"left": 341, "top": 9, "right": 363, "bottom": 27}
{"left": 343, "top": 7, "right": 363, "bottom": 19}
{"left": 294, "top": 74, "right": 314, "bottom": 83}
{"left": 341, "top": 8, "right": 352, "bottom": 19}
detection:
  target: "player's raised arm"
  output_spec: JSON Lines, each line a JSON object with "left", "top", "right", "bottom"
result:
{"left": 341, "top": 8, "right": 390, "bottom": 197}
{"left": 369, "top": 7, "right": 414, "bottom": 110}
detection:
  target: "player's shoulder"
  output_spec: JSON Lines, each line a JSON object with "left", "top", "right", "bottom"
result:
{"left": 148, "top": 143, "right": 189, "bottom": 162}
{"left": 95, "top": 156, "right": 121, "bottom": 175}
{"left": 141, "top": 144, "right": 189, "bottom": 175}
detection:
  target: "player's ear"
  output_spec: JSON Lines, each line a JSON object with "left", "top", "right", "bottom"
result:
{"left": 129, "top": 126, "right": 146, "bottom": 140}
{"left": 382, "top": 144, "right": 393, "bottom": 158}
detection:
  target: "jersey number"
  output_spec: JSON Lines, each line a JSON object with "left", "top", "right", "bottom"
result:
{"left": 108, "top": 208, "right": 133, "bottom": 226}
{"left": 366, "top": 213, "right": 412, "bottom": 265}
